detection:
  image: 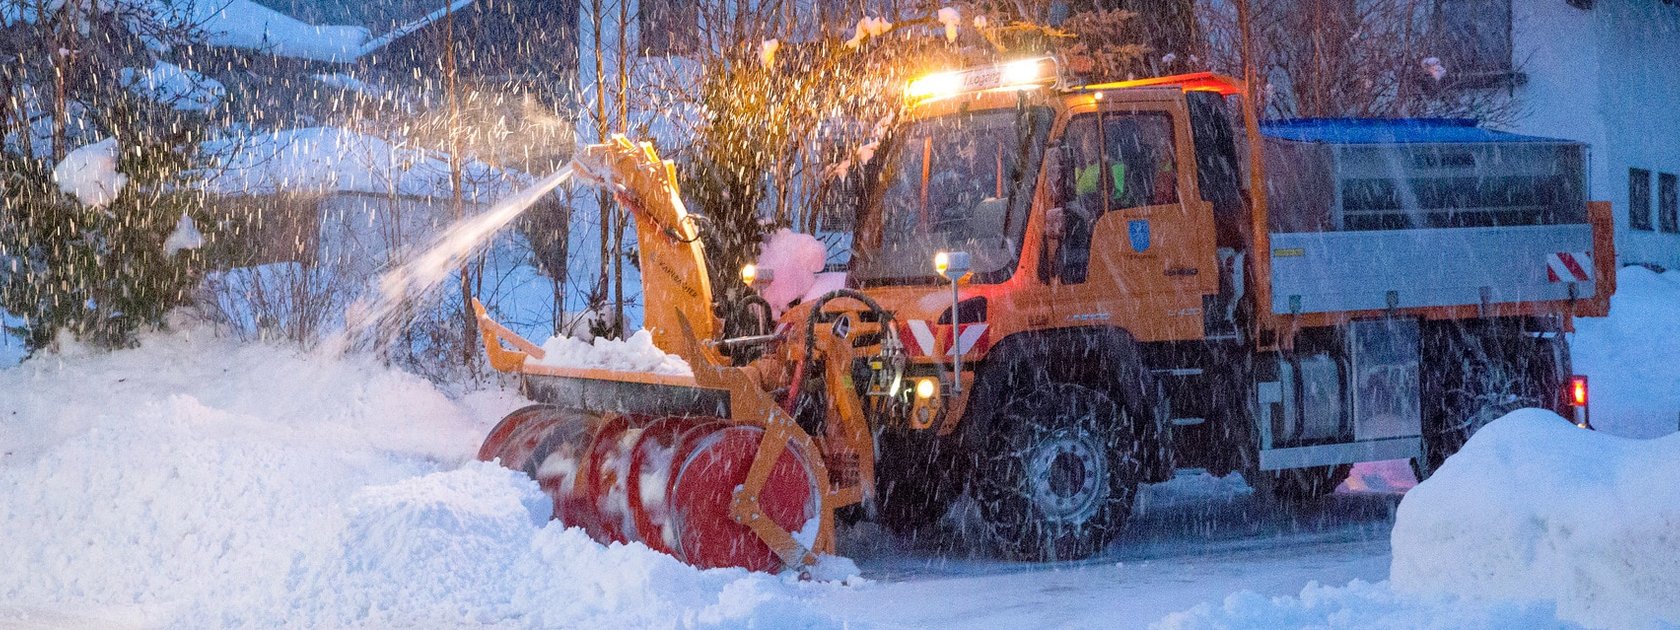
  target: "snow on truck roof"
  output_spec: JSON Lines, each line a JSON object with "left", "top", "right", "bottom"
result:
{"left": 1261, "top": 118, "right": 1576, "bottom": 145}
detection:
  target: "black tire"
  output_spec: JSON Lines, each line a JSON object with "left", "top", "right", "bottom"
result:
{"left": 872, "top": 434, "right": 964, "bottom": 534}
{"left": 972, "top": 382, "right": 1142, "bottom": 561}
{"left": 1413, "top": 328, "right": 1562, "bottom": 481}
{"left": 1246, "top": 464, "right": 1353, "bottom": 504}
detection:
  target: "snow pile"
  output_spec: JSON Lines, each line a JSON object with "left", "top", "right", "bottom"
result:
{"left": 1160, "top": 412, "right": 1677, "bottom": 629}
{"left": 1152, "top": 579, "right": 1568, "bottom": 630}
{"left": 529, "top": 329, "right": 694, "bottom": 376}
{"left": 163, "top": 212, "right": 204, "bottom": 254}
{"left": 202, "top": 127, "right": 528, "bottom": 201}
{"left": 1572, "top": 266, "right": 1680, "bottom": 438}
{"left": 936, "top": 7, "right": 961, "bottom": 43}
{"left": 120, "top": 61, "right": 225, "bottom": 111}
{"left": 0, "top": 328, "right": 836, "bottom": 627}
{"left": 51, "top": 138, "right": 126, "bottom": 207}
{"left": 844, "top": 16, "right": 892, "bottom": 48}
{"left": 181, "top": 0, "right": 371, "bottom": 62}
{"left": 1390, "top": 409, "right": 1680, "bottom": 629}
{"left": 754, "top": 229, "right": 828, "bottom": 312}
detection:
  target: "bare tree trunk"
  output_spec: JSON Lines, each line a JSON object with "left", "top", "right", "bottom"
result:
{"left": 50, "top": 0, "right": 70, "bottom": 161}
{"left": 590, "top": 0, "right": 612, "bottom": 336}
{"left": 612, "top": 0, "right": 629, "bottom": 336}
{"left": 445, "top": 2, "right": 480, "bottom": 375}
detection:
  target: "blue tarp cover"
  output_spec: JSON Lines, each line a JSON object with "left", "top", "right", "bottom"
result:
{"left": 1260, "top": 118, "right": 1572, "bottom": 145}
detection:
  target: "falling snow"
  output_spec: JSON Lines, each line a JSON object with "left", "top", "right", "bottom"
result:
{"left": 4, "top": 1, "right": 1679, "bottom": 628}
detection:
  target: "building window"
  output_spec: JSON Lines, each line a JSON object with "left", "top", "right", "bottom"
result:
{"left": 1630, "top": 168, "right": 1653, "bottom": 231}
{"left": 639, "top": 0, "right": 700, "bottom": 56}
{"left": 1433, "top": 0, "right": 1514, "bottom": 85}
{"left": 1662, "top": 173, "right": 1678, "bottom": 233}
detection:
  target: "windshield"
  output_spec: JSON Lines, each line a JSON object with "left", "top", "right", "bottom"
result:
{"left": 851, "top": 107, "right": 1050, "bottom": 284}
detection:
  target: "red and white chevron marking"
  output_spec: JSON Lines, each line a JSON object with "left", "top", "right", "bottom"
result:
{"left": 896, "top": 320, "right": 990, "bottom": 357}
{"left": 1546, "top": 252, "right": 1593, "bottom": 283}
{"left": 898, "top": 320, "right": 939, "bottom": 357}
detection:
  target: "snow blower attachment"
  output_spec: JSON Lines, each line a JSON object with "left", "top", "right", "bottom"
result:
{"left": 473, "top": 137, "right": 882, "bottom": 573}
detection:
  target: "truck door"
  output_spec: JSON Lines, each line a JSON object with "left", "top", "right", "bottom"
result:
{"left": 1048, "top": 102, "right": 1218, "bottom": 341}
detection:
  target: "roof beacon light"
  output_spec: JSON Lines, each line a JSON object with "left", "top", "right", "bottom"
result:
{"left": 740, "top": 263, "right": 773, "bottom": 287}
{"left": 933, "top": 251, "right": 971, "bottom": 281}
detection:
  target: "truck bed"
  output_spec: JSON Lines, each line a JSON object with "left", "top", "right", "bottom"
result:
{"left": 1269, "top": 224, "right": 1597, "bottom": 315}
{"left": 1258, "top": 119, "right": 1602, "bottom": 318}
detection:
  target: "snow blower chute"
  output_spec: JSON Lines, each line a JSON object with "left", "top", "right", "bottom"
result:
{"left": 473, "top": 137, "right": 887, "bottom": 573}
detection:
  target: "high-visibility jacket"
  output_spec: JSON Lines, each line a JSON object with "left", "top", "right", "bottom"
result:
{"left": 1075, "top": 161, "right": 1126, "bottom": 199}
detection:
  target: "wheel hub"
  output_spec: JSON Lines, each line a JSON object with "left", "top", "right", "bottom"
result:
{"left": 1027, "top": 430, "right": 1106, "bottom": 524}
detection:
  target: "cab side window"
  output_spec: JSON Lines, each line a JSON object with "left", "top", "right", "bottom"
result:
{"left": 1056, "top": 112, "right": 1180, "bottom": 284}
{"left": 1104, "top": 113, "right": 1179, "bottom": 210}
{"left": 1059, "top": 117, "right": 1102, "bottom": 283}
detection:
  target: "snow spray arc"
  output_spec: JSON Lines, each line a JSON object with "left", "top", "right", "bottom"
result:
{"left": 333, "top": 166, "right": 575, "bottom": 352}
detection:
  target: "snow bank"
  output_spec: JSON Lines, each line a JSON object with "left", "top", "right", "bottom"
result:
{"left": 121, "top": 61, "right": 225, "bottom": 111}
{"left": 1152, "top": 579, "right": 1568, "bottom": 630}
{"left": 1390, "top": 409, "right": 1680, "bottom": 629}
{"left": 201, "top": 127, "right": 527, "bottom": 201}
{"left": 182, "top": 0, "right": 370, "bottom": 62}
{"left": 0, "top": 308, "right": 22, "bottom": 367}
{"left": 51, "top": 138, "right": 126, "bottom": 207}
{"left": 529, "top": 329, "right": 693, "bottom": 376}
{"left": 0, "top": 327, "right": 837, "bottom": 627}
{"left": 1572, "top": 266, "right": 1680, "bottom": 438}
{"left": 754, "top": 229, "right": 828, "bottom": 313}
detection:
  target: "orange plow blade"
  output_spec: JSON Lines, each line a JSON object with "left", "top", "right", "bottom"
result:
{"left": 479, "top": 404, "right": 823, "bottom": 572}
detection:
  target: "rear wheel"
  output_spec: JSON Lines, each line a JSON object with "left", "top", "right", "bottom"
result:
{"left": 972, "top": 382, "right": 1142, "bottom": 561}
{"left": 1414, "top": 328, "right": 1562, "bottom": 480}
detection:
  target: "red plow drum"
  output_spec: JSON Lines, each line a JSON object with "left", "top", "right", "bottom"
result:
{"left": 478, "top": 404, "right": 823, "bottom": 572}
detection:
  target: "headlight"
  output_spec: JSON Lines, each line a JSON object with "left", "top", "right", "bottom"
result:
{"left": 915, "top": 378, "right": 938, "bottom": 400}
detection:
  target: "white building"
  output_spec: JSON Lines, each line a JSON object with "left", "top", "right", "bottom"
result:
{"left": 1508, "top": 0, "right": 1680, "bottom": 268}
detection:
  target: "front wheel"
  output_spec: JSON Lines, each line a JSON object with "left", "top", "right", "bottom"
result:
{"left": 972, "top": 383, "right": 1142, "bottom": 561}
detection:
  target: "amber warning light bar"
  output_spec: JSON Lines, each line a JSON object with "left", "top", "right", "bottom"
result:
{"left": 905, "top": 57, "right": 1059, "bottom": 102}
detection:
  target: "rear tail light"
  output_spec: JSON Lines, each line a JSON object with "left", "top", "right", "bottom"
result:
{"left": 1568, "top": 375, "right": 1589, "bottom": 407}
{"left": 1567, "top": 375, "right": 1593, "bottom": 430}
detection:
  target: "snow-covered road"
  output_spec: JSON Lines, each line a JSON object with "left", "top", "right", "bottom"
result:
{"left": 820, "top": 470, "right": 1402, "bottom": 628}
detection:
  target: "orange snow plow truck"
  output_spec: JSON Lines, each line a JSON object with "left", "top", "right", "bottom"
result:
{"left": 474, "top": 60, "right": 1614, "bottom": 572}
